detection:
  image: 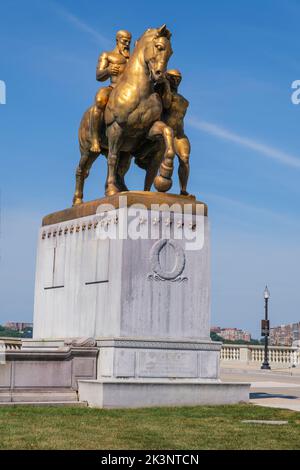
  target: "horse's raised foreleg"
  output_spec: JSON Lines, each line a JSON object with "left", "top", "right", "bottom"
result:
{"left": 73, "top": 152, "right": 98, "bottom": 206}
{"left": 105, "top": 121, "right": 123, "bottom": 196}
{"left": 147, "top": 121, "right": 175, "bottom": 192}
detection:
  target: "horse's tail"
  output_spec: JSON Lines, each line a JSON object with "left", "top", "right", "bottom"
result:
{"left": 78, "top": 107, "right": 92, "bottom": 153}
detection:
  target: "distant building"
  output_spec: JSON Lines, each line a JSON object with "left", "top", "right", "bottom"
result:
{"left": 4, "top": 322, "right": 33, "bottom": 332}
{"left": 210, "top": 327, "right": 251, "bottom": 342}
{"left": 270, "top": 322, "right": 300, "bottom": 347}
{"left": 210, "top": 326, "right": 221, "bottom": 334}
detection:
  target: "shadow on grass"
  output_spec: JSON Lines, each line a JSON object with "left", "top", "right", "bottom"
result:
{"left": 250, "top": 392, "right": 299, "bottom": 400}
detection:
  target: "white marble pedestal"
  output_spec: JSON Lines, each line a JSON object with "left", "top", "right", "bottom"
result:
{"left": 32, "top": 192, "right": 249, "bottom": 407}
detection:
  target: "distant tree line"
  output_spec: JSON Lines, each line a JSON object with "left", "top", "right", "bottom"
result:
{"left": 0, "top": 325, "right": 33, "bottom": 339}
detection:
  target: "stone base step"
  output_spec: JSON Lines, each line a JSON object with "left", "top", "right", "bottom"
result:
{"left": 78, "top": 379, "right": 250, "bottom": 408}
{"left": 0, "top": 389, "right": 78, "bottom": 403}
{"left": 0, "top": 401, "right": 87, "bottom": 407}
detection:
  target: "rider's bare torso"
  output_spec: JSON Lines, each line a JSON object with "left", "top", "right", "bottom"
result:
{"left": 90, "top": 39, "right": 131, "bottom": 153}
{"left": 162, "top": 92, "right": 188, "bottom": 137}
{"left": 96, "top": 49, "right": 129, "bottom": 87}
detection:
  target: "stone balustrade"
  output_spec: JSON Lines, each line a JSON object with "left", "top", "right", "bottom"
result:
{"left": 0, "top": 337, "right": 22, "bottom": 351}
{"left": 221, "top": 343, "right": 300, "bottom": 366}
{"left": 2, "top": 339, "right": 299, "bottom": 367}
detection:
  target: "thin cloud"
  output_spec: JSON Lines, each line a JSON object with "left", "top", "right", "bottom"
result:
{"left": 49, "top": 1, "right": 112, "bottom": 47}
{"left": 187, "top": 117, "right": 300, "bottom": 170}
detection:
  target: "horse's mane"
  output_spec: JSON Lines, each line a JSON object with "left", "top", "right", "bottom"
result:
{"left": 135, "top": 25, "right": 172, "bottom": 49}
{"left": 137, "top": 28, "right": 158, "bottom": 43}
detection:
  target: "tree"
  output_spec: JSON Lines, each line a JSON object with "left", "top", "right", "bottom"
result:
{"left": 210, "top": 331, "right": 224, "bottom": 342}
{"left": 0, "top": 325, "right": 33, "bottom": 339}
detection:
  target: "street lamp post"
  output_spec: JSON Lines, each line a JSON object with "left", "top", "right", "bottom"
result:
{"left": 261, "top": 286, "right": 271, "bottom": 370}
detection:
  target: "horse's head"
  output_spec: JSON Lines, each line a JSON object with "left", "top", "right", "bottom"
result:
{"left": 143, "top": 25, "right": 173, "bottom": 83}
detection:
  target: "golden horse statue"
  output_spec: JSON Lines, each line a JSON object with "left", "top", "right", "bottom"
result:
{"left": 73, "top": 25, "right": 175, "bottom": 205}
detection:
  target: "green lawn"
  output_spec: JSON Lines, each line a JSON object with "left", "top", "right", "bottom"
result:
{"left": 0, "top": 404, "right": 299, "bottom": 450}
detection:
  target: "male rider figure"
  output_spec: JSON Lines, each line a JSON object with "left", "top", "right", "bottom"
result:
{"left": 90, "top": 30, "right": 132, "bottom": 153}
{"left": 159, "top": 69, "right": 190, "bottom": 195}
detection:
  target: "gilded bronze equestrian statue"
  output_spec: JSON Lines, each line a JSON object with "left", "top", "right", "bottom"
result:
{"left": 73, "top": 25, "right": 196, "bottom": 205}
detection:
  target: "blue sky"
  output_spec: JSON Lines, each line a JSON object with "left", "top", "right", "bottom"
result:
{"left": 0, "top": 0, "right": 299, "bottom": 337}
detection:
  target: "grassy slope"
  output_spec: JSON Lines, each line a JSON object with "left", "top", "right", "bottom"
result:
{"left": 0, "top": 404, "right": 300, "bottom": 450}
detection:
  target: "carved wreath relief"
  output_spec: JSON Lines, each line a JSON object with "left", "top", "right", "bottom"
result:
{"left": 148, "top": 239, "right": 188, "bottom": 282}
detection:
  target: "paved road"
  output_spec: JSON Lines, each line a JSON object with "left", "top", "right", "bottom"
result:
{"left": 221, "top": 365, "right": 300, "bottom": 411}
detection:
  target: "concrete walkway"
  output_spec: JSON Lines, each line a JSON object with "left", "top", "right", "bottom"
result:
{"left": 221, "top": 363, "right": 300, "bottom": 412}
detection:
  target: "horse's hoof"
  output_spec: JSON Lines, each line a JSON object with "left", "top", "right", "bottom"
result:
{"left": 180, "top": 190, "right": 189, "bottom": 196}
{"left": 73, "top": 197, "right": 83, "bottom": 206}
{"left": 154, "top": 175, "right": 172, "bottom": 192}
{"left": 105, "top": 185, "right": 120, "bottom": 197}
{"left": 90, "top": 142, "right": 101, "bottom": 153}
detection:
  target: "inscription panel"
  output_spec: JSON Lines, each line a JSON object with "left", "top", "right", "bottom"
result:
{"left": 137, "top": 350, "right": 198, "bottom": 378}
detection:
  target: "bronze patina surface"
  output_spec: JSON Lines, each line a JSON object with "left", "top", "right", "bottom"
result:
{"left": 43, "top": 192, "right": 208, "bottom": 226}
{"left": 141, "top": 68, "right": 191, "bottom": 195}
{"left": 74, "top": 25, "right": 180, "bottom": 204}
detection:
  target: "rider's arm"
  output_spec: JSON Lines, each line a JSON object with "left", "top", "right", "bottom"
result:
{"left": 96, "top": 52, "right": 110, "bottom": 82}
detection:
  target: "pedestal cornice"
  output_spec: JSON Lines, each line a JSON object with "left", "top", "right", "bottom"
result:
{"left": 42, "top": 191, "right": 208, "bottom": 226}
